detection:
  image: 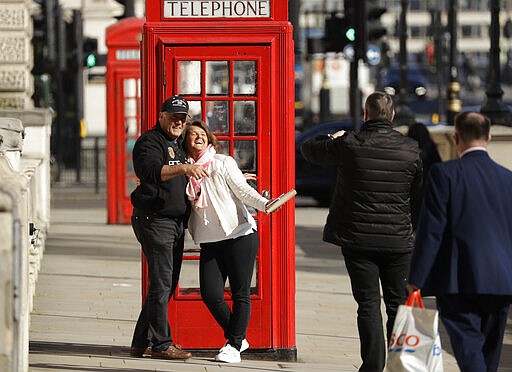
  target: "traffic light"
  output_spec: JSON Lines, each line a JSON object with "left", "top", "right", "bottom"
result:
{"left": 366, "top": 0, "right": 387, "bottom": 42}
{"left": 83, "top": 37, "right": 98, "bottom": 67}
{"left": 32, "top": 0, "right": 57, "bottom": 74}
{"left": 344, "top": 0, "right": 365, "bottom": 60}
{"left": 353, "top": 0, "right": 387, "bottom": 63}
{"left": 344, "top": 0, "right": 357, "bottom": 42}
{"left": 324, "top": 13, "right": 354, "bottom": 53}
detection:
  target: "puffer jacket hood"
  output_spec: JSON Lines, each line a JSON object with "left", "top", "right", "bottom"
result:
{"left": 301, "top": 119, "right": 423, "bottom": 253}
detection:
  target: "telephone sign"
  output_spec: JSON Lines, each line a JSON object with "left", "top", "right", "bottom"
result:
{"left": 163, "top": 0, "right": 271, "bottom": 18}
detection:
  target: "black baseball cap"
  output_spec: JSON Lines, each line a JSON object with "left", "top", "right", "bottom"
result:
{"left": 161, "top": 95, "right": 189, "bottom": 115}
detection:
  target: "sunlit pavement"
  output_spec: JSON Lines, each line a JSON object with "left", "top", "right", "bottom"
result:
{"left": 28, "top": 190, "right": 510, "bottom": 371}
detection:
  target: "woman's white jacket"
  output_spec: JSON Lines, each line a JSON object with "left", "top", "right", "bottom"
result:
{"left": 188, "top": 154, "right": 268, "bottom": 240}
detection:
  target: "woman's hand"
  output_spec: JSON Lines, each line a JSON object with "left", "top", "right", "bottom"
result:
{"left": 265, "top": 198, "right": 282, "bottom": 213}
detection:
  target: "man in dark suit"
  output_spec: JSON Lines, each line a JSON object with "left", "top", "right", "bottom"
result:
{"left": 408, "top": 111, "right": 512, "bottom": 372}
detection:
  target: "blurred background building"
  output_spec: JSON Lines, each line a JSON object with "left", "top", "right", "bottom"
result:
{"left": 17, "top": 0, "right": 512, "bottom": 188}
{"left": 296, "top": 0, "right": 512, "bottom": 127}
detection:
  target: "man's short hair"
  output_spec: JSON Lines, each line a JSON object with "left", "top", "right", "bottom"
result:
{"left": 365, "top": 91, "right": 394, "bottom": 121}
{"left": 454, "top": 111, "right": 490, "bottom": 143}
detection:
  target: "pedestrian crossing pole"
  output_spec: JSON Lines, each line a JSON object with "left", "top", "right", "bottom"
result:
{"left": 446, "top": 0, "right": 461, "bottom": 125}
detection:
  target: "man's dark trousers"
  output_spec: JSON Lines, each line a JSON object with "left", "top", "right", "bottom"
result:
{"left": 131, "top": 215, "right": 184, "bottom": 352}
{"left": 342, "top": 249, "right": 411, "bottom": 372}
{"left": 437, "top": 294, "right": 510, "bottom": 372}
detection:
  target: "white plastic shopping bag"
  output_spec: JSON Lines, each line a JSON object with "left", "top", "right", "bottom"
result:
{"left": 384, "top": 290, "right": 443, "bottom": 372}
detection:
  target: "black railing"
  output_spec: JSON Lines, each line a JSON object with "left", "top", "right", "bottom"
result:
{"left": 52, "top": 135, "right": 106, "bottom": 193}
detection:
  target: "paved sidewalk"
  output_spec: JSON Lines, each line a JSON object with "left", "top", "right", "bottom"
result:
{"left": 28, "top": 189, "right": 511, "bottom": 371}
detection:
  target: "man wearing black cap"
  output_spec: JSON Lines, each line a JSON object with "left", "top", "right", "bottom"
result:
{"left": 129, "top": 95, "right": 208, "bottom": 360}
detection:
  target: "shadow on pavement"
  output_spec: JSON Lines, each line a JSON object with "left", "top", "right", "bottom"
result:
{"left": 30, "top": 342, "right": 173, "bottom": 372}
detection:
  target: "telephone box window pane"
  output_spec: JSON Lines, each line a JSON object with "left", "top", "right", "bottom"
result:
{"left": 177, "top": 253, "right": 257, "bottom": 296}
{"left": 234, "top": 61, "right": 256, "bottom": 95}
{"left": 206, "top": 61, "right": 229, "bottom": 95}
{"left": 126, "top": 137, "right": 136, "bottom": 155}
{"left": 178, "top": 61, "right": 201, "bottom": 95}
{"left": 244, "top": 177, "right": 259, "bottom": 216}
{"left": 250, "top": 259, "right": 258, "bottom": 294}
{"left": 126, "top": 158, "right": 134, "bottom": 175}
{"left": 125, "top": 98, "right": 137, "bottom": 117}
{"left": 188, "top": 100, "right": 202, "bottom": 121}
{"left": 217, "top": 140, "right": 229, "bottom": 156}
{"left": 234, "top": 101, "right": 256, "bottom": 134}
{"left": 234, "top": 140, "right": 256, "bottom": 172}
{"left": 179, "top": 260, "right": 200, "bottom": 295}
{"left": 226, "top": 261, "right": 257, "bottom": 292}
{"left": 123, "top": 78, "right": 137, "bottom": 97}
{"left": 126, "top": 175, "right": 136, "bottom": 195}
{"left": 206, "top": 101, "right": 229, "bottom": 133}
{"left": 125, "top": 118, "right": 138, "bottom": 136}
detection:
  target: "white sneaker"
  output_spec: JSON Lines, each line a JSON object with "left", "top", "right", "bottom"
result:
{"left": 215, "top": 344, "right": 241, "bottom": 363}
{"left": 240, "top": 338, "right": 249, "bottom": 352}
{"left": 222, "top": 339, "right": 249, "bottom": 352}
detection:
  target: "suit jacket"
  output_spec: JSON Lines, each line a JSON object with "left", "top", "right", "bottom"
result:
{"left": 409, "top": 150, "right": 512, "bottom": 296}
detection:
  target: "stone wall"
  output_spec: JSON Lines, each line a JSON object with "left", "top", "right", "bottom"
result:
{"left": 396, "top": 124, "right": 512, "bottom": 171}
{"left": 0, "top": 111, "right": 51, "bottom": 372}
{"left": 0, "top": 0, "right": 34, "bottom": 109}
{"left": 0, "top": 1, "right": 51, "bottom": 371}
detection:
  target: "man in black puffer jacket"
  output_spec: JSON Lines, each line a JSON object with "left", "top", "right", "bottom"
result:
{"left": 301, "top": 91, "right": 422, "bottom": 372}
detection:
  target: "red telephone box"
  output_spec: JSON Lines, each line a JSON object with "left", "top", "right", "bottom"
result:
{"left": 105, "top": 17, "right": 145, "bottom": 224}
{"left": 141, "top": 0, "right": 296, "bottom": 359}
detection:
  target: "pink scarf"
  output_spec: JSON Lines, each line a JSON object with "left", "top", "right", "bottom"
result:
{"left": 186, "top": 145, "right": 216, "bottom": 208}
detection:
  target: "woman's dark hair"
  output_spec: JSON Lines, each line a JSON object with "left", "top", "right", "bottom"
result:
{"left": 407, "top": 122, "right": 433, "bottom": 149}
{"left": 182, "top": 120, "right": 219, "bottom": 153}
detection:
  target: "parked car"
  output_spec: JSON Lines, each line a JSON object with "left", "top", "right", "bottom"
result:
{"left": 295, "top": 120, "right": 355, "bottom": 206}
{"left": 380, "top": 65, "right": 428, "bottom": 99}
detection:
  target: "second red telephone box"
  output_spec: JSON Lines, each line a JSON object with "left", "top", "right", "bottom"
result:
{"left": 140, "top": 0, "right": 296, "bottom": 360}
{"left": 105, "top": 17, "right": 145, "bottom": 224}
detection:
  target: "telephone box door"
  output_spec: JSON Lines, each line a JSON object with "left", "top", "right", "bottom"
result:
{"left": 114, "top": 73, "right": 140, "bottom": 223}
{"left": 164, "top": 45, "right": 272, "bottom": 348}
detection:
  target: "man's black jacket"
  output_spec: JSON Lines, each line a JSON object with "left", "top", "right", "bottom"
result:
{"left": 130, "top": 123, "right": 189, "bottom": 218}
{"left": 300, "top": 119, "right": 423, "bottom": 253}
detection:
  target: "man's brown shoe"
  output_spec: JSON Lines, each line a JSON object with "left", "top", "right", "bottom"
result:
{"left": 130, "top": 346, "right": 151, "bottom": 358}
{"left": 151, "top": 345, "right": 192, "bottom": 360}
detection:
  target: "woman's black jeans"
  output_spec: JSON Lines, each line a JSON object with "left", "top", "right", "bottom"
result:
{"left": 200, "top": 232, "right": 259, "bottom": 351}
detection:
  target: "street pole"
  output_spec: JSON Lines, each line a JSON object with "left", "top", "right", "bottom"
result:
{"left": 73, "top": 10, "right": 84, "bottom": 183}
{"left": 480, "top": 0, "right": 512, "bottom": 126}
{"left": 394, "top": 0, "right": 415, "bottom": 125}
{"left": 428, "top": 0, "right": 444, "bottom": 121}
{"left": 350, "top": 58, "right": 361, "bottom": 131}
{"left": 320, "top": 59, "right": 331, "bottom": 123}
{"left": 446, "top": 0, "right": 461, "bottom": 125}
{"left": 350, "top": 3, "right": 363, "bottom": 131}
{"left": 55, "top": 3, "right": 65, "bottom": 182}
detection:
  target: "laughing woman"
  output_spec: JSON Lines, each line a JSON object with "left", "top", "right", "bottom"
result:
{"left": 182, "top": 120, "right": 277, "bottom": 363}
